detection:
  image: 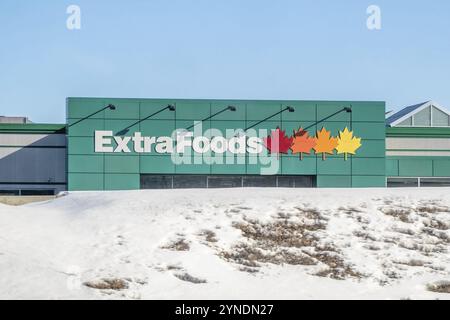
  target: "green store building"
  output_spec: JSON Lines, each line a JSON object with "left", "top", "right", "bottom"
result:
{"left": 0, "top": 98, "right": 449, "bottom": 194}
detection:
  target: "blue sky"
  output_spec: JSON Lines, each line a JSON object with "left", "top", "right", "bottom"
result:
{"left": 1, "top": 0, "right": 449, "bottom": 123}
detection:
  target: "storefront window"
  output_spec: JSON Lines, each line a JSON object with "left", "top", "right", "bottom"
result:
{"left": 140, "top": 175, "right": 316, "bottom": 189}
{"left": 420, "top": 178, "right": 450, "bottom": 187}
{"left": 387, "top": 178, "right": 419, "bottom": 188}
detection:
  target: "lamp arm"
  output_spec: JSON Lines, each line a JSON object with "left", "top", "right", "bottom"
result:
{"left": 68, "top": 104, "right": 115, "bottom": 128}
{"left": 244, "top": 106, "right": 294, "bottom": 132}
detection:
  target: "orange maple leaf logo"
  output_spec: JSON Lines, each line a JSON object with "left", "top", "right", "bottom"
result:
{"left": 314, "top": 127, "right": 338, "bottom": 160}
{"left": 263, "top": 128, "right": 293, "bottom": 156}
{"left": 290, "top": 128, "right": 317, "bottom": 160}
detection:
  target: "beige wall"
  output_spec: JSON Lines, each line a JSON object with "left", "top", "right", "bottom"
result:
{"left": 386, "top": 137, "right": 450, "bottom": 156}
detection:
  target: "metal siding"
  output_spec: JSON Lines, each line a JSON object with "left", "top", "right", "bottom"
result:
{"left": 281, "top": 157, "right": 316, "bottom": 175}
{"left": 386, "top": 159, "right": 399, "bottom": 176}
{"left": 67, "top": 98, "right": 386, "bottom": 190}
{"left": 316, "top": 175, "right": 352, "bottom": 188}
{"left": 387, "top": 156, "right": 450, "bottom": 178}
{"left": 105, "top": 155, "right": 139, "bottom": 174}
{"left": 434, "top": 160, "right": 450, "bottom": 176}
{"left": 104, "top": 174, "right": 140, "bottom": 190}
{"left": 0, "top": 133, "right": 67, "bottom": 188}
{"left": 386, "top": 137, "right": 450, "bottom": 150}
{"left": 398, "top": 159, "right": 433, "bottom": 177}
{"left": 68, "top": 173, "right": 103, "bottom": 191}
{"left": 352, "top": 176, "right": 386, "bottom": 188}
{"left": 0, "top": 134, "right": 66, "bottom": 147}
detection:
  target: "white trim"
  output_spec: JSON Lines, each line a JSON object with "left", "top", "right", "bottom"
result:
{"left": 389, "top": 101, "right": 450, "bottom": 127}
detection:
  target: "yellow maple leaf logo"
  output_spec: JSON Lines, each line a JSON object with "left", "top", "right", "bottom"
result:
{"left": 336, "top": 127, "right": 362, "bottom": 160}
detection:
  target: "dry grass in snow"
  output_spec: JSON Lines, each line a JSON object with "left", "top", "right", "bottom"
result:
{"left": 0, "top": 188, "right": 450, "bottom": 299}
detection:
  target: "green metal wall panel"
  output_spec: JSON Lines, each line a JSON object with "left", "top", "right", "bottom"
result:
{"left": 387, "top": 156, "right": 450, "bottom": 178}
{"left": 282, "top": 122, "right": 316, "bottom": 135}
{"left": 176, "top": 101, "right": 211, "bottom": 120}
{"left": 104, "top": 174, "right": 140, "bottom": 190}
{"left": 140, "top": 155, "right": 175, "bottom": 174}
{"left": 105, "top": 155, "right": 139, "bottom": 173}
{"left": 434, "top": 160, "right": 450, "bottom": 176}
{"left": 386, "top": 159, "right": 399, "bottom": 176}
{"left": 317, "top": 175, "right": 352, "bottom": 188}
{"left": 209, "top": 121, "right": 246, "bottom": 134}
{"left": 246, "top": 120, "right": 280, "bottom": 133}
{"left": 316, "top": 103, "right": 351, "bottom": 122}
{"left": 68, "top": 137, "right": 95, "bottom": 155}
{"left": 66, "top": 98, "right": 106, "bottom": 119}
{"left": 69, "top": 155, "right": 104, "bottom": 173}
{"left": 246, "top": 160, "right": 281, "bottom": 175}
{"left": 352, "top": 175, "right": 386, "bottom": 187}
{"left": 281, "top": 157, "right": 316, "bottom": 175}
{"left": 211, "top": 101, "right": 246, "bottom": 121}
{"left": 386, "top": 127, "right": 450, "bottom": 138}
{"left": 140, "top": 120, "right": 176, "bottom": 139}
{"left": 68, "top": 173, "right": 103, "bottom": 190}
{"left": 354, "top": 140, "right": 385, "bottom": 158}
{"left": 317, "top": 158, "right": 351, "bottom": 175}
{"left": 351, "top": 102, "right": 386, "bottom": 122}
{"left": 104, "top": 119, "right": 140, "bottom": 136}
{"left": 246, "top": 102, "right": 282, "bottom": 121}
{"left": 211, "top": 160, "right": 247, "bottom": 174}
{"left": 176, "top": 120, "right": 211, "bottom": 132}
{"left": 398, "top": 159, "right": 433, "bottom": 177}
{"left": 104, "top": 101, "right": 139, "bottom": 119}
{"left": 281, "top": 102, "right": 316, "bottom": 122}
{"left": 67, "top": 119, "right": 104, "bottom": 137}
{"left": 352, "top": 158, "right": 385, "bottom": 175}
{"left": 353, "top": 122, "right": 386, "bottom": 140}
{"left": 175, "top": 158, "right": 211, "bottom": 174}
{"left": 140, "top": 100, "right": 177, "bottom": 120}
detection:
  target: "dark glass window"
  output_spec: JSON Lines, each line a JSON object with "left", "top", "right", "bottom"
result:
{"left": 387, "top": 178, "right": 419, "bottom": 188}
{"left": 208, "top": 176, "right": 242, "bottom": 188}
{"left": 140, "top": 175, "right": 172, "bottom": 189}
{"left": 0, "top": 190, "right": 20, "bottom": 196}
{"left": 420, "top": 178, "right": 450, "bottom": 187}
{"left": 277, "top": 176, "right": 315, "bottom": 188}
{"left": 140, "top": 175, "right": 317, "bottom": 189}
{"left": 277, "top": 176, "right": 295, "bottom": 188}
{"left": 243, "top": 176, "right": 277, "bottom": 187}
{"left": 20, "top": 189, "right": 55, "bottom": 196}
{"left": 173, "top": 176, "right": 207, "bottom": 189}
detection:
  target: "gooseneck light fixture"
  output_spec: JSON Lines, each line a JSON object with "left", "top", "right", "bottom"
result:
{"left": 68, "top": 104, "right": 116, "bottom": 128}
{"left": 185, "top": 105, "right": 237, "bottom": 131}
{"left": 117, "top": 104, "right": 176, "bottom": 136}
{"left": 243, "top": 106, "right": 295, "bottom": 132}
{"left": 303, "top": 106, "right": 352, "bottom": 131}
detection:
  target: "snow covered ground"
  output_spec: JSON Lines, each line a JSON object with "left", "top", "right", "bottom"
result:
{"left": 1, "top": 188, "right": 450, "bottom": 300}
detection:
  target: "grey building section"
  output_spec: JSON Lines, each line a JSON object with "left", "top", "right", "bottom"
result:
{"left": 0, "top": 123, "right": 67, "bottom": 195}
{"left": 0, "top": 116, "right": 32, "bottom": 124}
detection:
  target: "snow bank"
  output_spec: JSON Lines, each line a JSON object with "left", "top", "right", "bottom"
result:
{"left": 0, "top": 188, "right": 449, "bottom": 300}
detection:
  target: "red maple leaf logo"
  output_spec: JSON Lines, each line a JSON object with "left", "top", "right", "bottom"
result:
{"left": 263, "top": 128, "right": 293, "bottom": 155}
